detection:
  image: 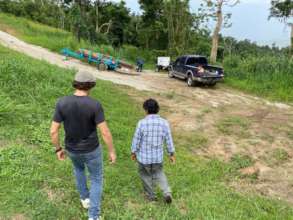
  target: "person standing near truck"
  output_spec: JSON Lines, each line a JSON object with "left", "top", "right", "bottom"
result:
{"left": 50, "top": 70, "right": 116, "bottom": 220}
{"left": 136, "top": 58, "right": 144, "bottom": 72}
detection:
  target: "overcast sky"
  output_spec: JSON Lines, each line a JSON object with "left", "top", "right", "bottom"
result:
{"left": 113, "top": 0, "right": 291, "bottom": 48}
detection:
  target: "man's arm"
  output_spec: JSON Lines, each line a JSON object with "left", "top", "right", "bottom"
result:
{"left": 165, "top": 122, "right": 175, "bottom": 163}
{"left": 131, "top": 122, "right": 142, "bottom": 160}
{"left": 98, "top": 121, "right": 116, "bottom": 164}
{"left": 50, "top": 121, "right": 65, "bottom": 161}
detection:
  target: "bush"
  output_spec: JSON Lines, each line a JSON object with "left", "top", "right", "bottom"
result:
{"left": 223, "top": 55, "right": 293, "bottom": 102}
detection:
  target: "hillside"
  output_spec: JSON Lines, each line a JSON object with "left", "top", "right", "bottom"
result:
{"left": 1, "top": 39, "right": 293, "bottom": 219}
{"left": 1, "top": 11, "right": 293, "bottom": 219}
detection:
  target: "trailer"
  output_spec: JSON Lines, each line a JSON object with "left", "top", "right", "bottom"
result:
{"left": 61, "top": 48, "right": 119, "bottom": 70}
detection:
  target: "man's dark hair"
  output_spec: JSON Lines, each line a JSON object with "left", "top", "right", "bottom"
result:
{"left": 143, "top": 98, "right": 160, "bottom": 114}
{"left": 72, "top": 81, "right": 96, "bottom": 91}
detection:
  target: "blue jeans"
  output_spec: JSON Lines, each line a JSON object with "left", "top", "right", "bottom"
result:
{"left": 67, "top": 146, "right": 103, "bottom": 219}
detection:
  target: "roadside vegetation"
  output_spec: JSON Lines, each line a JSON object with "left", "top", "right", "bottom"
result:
{"left": 0, "top": 13, "right": 155, "bottom": 68}
{"left": 0, "top": 12, "right": 292, "bottom": 103}
{"left": 224, "top": 55, "right": 293, "bottom": 102}
{"left": 1, "top": 44, "right": 293, "bottom": 219}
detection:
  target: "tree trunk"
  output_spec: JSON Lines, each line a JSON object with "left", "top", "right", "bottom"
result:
{"left": 165, "top": 0, "right": 190, "bottom": 57}
{"left": 290, "top": 23, "right": 293, "bottom": 57}
{"left": 76, "top": 0, "right": 83, "bottom": 42}
{"left": 59, "top": 7, "right": 65, "bottom": 29}
{"left": 210, "top": 0, "right": 223, "bottom": 63}
{"left": 95, "top": 0, "right": 99, "bottom": 33}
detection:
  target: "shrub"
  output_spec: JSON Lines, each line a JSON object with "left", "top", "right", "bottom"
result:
{"left": 223, "top": 55, "right": 293, "bottom": 102}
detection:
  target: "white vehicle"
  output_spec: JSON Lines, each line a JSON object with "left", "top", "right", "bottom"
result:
{"left": 155, "top": 57, "right": 171, "bottom": 72}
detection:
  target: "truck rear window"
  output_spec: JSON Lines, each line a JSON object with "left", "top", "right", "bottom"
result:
{"left": 186, "top": 57, "right": 208, "bottom": 66}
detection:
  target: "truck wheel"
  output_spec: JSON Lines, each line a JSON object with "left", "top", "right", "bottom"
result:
{"left": 98, "top": 63, "right": 106, "bottom": 71}
{"left": 209, "top": 82, "right": 217, "bottom": 87}
{"left": 168, "top": 67, "right": 174, "bottom": 78}
{"left": 187, "top": 75, "right": 195, "bottom": 87}
{"left": 155, "top": 66, "right": 160, "bottom": 72}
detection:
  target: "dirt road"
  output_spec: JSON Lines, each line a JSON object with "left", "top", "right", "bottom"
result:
{"left": 1, "top": 30, "right": 293, "bottom": 204}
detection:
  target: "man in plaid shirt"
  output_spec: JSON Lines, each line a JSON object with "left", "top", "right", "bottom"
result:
{"left": 131, "top": 98, "right": 175, "bottom": 203}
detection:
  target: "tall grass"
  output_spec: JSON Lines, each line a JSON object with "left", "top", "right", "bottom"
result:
{"left": 0, "top": 13, "right": 157, "bottom": 68}
{"left": 0, "top": 13, "right": 86, "bottom": 52}
{"left": 223, "top": 55, "right": 293, "bottom": 102}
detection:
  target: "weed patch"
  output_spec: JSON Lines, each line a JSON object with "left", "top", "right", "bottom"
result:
{"left": 217, "top": 116, "right": 251, "bottom": 138}
{"left": 230, "top": 154, "right": 254, "bottom": 170}
{"left": 224, "top": 55, "right": 293, "bottom": 103}
{"left": 262, "top": 148, "right": 289, "bottom": 166}
{"left": 175, "top": 132, "right": 208, "bottom": 151}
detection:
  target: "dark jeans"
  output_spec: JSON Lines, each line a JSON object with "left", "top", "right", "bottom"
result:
{"left": 67, "top": 146, "right": 103, "bottom": 219}
{"left": 138, "top": 162, "right": 171, "bottom": 199}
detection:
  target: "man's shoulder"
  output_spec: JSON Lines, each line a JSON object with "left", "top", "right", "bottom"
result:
{"left": 137, "top": 118, "right": 145, "bottom": 126}
{"left": 158, "top": 116, "right": 169, "bottom": 127}
{"left": 141, "top": 115, "right": 169, "bottom": 124}
{"left": 90, "top": 97, "right": 102, "bottom": 105}
{"left": 56, "top": 96, "right": 71, "bottom": 105}
{"left": 58, "top": 96, "right": 101, "bottom": 105}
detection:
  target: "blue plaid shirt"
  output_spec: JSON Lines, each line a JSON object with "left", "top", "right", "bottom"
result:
{"left": 131, "top": 114, "right": 175, "bottom": 164}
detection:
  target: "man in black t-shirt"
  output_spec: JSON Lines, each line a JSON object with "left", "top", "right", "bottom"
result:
{"left": 50, "top": 70, "right": 116, "bottom": 220}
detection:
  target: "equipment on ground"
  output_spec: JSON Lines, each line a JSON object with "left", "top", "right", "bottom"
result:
{"left": 61, "top": 48, "right": 136, "bottom": 74}
{"left": 155, "top": 57, "right": 170, "bottom": 72}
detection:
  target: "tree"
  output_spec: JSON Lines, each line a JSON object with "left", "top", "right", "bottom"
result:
{"left": 269, "top": 0, "right": 293, "bottom": 54}
{"left": 138, "top": 0, "right": 167, "bottom": 49}
{"left": 164, "top": 0, "right": 193, "bottom": 56}
{"left": 94, "top": 0, "right": 112, "bottom": 35}
{"left": 95, "top": 1, "right": 131, "bottom": 47}
{"left": 199, "top": 0, "right": 240, "bottom": 63}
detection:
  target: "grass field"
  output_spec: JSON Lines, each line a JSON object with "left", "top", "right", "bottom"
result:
{"left": 1, "top": 43, "right": 293, "bottom": 219}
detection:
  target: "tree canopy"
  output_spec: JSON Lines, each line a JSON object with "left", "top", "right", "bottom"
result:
{"left": 0, "top": 0, "right": 288, "bottom": 59}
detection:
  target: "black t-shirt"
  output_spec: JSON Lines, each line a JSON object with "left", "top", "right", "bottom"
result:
{"left": 53, "top": 95, "right": 105, "bottom": 153}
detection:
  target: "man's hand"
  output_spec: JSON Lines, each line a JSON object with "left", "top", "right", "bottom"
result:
{"left": 56, "top": 149, "right": 66, "bottom": 161}
{"left": 98, "top": 122, "right": 116, "bottom": 165}
{"left": 170, "top": 155, "right": 176, "bottom": 164}
{"left": 131, "top": 153, "right": 136, "bottom": 161}
{"left": 109, "top": 150, "right": 116, "bottom": 164}
{"left": 51, "top": 121, "right": 64, "bottom": 161}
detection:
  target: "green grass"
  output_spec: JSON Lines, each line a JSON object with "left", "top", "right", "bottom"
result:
{"left": 287, "top": 129, "right": 293, "bottom": 140}
{"left": 262, "top": 148, "right": 289, "bottom": 167}
{"left": 1, "top": 44, "right": 293, "bottom": 219}
{"left": 0, "top": 12, "right": 156, "bottom": 69}
{"left": 216, "top": 116, "right": 251, "bottom": 138}
{"left": 224, "top": 55, "right": 293, "bottom": 103}
{"left": 0, "top": 12, "right": 84, "bottom": 52}
{"left": 230, "top": 154, "right": 254, "bottom": 170}
{"left": 229, "top": 154, "right": 258, "bottom": 182}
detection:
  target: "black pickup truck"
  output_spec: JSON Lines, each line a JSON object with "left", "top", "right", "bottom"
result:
{"left": 168, "top": 55, "right": 224, "bottom": 86}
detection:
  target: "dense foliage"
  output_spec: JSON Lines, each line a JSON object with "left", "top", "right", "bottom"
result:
{"left": 224, "top": 55, "right": 293, "bottom": 102}
{"left": 270, "top": 0, "right": 293, "bottom": 19}
{"left": 0, "top": 0, "right": 289, "bottom": 58}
